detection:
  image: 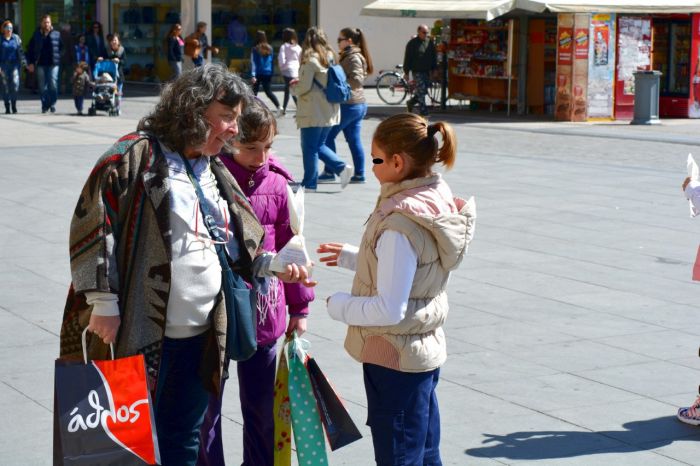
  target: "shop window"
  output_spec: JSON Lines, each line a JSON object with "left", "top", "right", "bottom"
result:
{"left": 210, "top": 0, "right": 311, "bottom": 81}
{"left": 111, "top": 0, "right": 180, "bottom": 82}
{"left": 35, "top": 0, "right": 96, "bottom": 38}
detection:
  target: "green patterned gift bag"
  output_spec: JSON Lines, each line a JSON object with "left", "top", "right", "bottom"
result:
{"left": 288, "top": 335, "right": 329, "bottom": 466}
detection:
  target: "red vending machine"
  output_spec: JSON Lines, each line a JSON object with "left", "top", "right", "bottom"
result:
{"left": 652, "top": 15, "right": 695, "bottom": 117}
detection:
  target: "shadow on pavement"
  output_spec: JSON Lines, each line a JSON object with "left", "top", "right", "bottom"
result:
{"left": 465, "top": 416, "right": 700, "bottom": 461}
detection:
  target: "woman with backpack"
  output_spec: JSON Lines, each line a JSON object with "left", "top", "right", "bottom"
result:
{"left": 250, "top": 30, "right": 280, "bottom": 112}
{"left": 320, "top": 27, "right": 374, "bottom": 185}
{"left": 291, "top": 27, "right": 352, "bottom": 191}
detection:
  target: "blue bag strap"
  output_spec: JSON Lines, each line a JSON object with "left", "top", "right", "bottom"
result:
{"left": 179, "top": 153, "right": 247, "bottom": 288}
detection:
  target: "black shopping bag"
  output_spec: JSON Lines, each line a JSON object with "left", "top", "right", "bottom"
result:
{"left": 53, "top": 332, "right": 160, "bottom": 465}
{"left": 306, "top": 357, "right": 362, "bottom": 450}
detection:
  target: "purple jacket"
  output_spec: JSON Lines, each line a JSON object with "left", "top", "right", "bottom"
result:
{"left": 220, "top": 154, "right": 314, "bottom": 345}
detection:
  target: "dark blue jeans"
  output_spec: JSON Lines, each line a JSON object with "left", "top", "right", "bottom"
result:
{"left": 154, "top": 332, "right": 211, "bottom": 466}
{"left": 74, "top": 96, "right": 84, "bottom": 113}
{"left": 363, "top": 363, "right": 442, "bottom": 466}
{"left": 198, "top": 343, "right": 277, "bottom": 466}
{"left": 300, "top": 126, "right": 346, "bottom": 189}
{"left": 326, "top": 102, "right": 368, "bottom": 178}
{"left": 36, "top": 65, "right": 59, "bottom": 110}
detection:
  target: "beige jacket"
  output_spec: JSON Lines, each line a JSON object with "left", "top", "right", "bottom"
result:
{"left": 293, "top": 51, "right": 340, "bottom": 129}
{"left": 344, "top": 174, "right": 476, "bottom": 372}
{"left": 339, "top": 45, "right": 367, "bottom": 104}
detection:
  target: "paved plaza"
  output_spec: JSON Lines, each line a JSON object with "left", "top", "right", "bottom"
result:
{"left": 2, "top": 87, "right": 700, "bottom": 465}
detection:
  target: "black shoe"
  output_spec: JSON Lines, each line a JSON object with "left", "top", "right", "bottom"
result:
{"left": 317, "top": 171, "right": 336, "bottom": 183}
{"left": 11, "top": 101, "right": 17, "bottom": 114}
{"left": 50, "top": 106, "right": 56, "bottom": 113}
{"left": 4, "top": 102, "right": 9, "bottom": 114}
{"left": 349, "top": 175, "right": 366, "bottom": 184}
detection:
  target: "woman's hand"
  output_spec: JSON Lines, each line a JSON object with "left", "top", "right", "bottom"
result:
{"left": 286, "top": 315, "right": 307, "bottom": 338}
{"left": 87, "top": 314, "right": 120, "bottom": 345}
{"left": 317, "top": 243, "right": 343, "bottom": 267}
{"left": 683, "top": 176, "right": 692, "bottom": 191}
{"left": 275, "top": 263, "right": 317, "bottom": 287}
{"left": 250, "top": 76, "right": 257, "bottom": 85}
{"left": 289, "top": 78, "right": 299, "bottom": 87}
{"left": 97, "top": 57, "right": 104, "bottom": 62}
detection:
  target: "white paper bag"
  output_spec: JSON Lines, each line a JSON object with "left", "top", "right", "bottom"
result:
{"left": 687, "top": 154, "right": 699, "bottom": 218}
{"left": 270, "top": 185, "right": 312, "bottom": 273}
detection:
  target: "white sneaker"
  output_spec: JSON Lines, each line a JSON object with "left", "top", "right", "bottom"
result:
{"left": 339, "top": 164, "right": 353, "bottom": 189}
{"left": 677, "top": 395, "right": 700, "bottom": 426}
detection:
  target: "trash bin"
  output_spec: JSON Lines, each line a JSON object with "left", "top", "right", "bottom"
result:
{"left": 631, "top": 70, "right": 662, "bottom": 125}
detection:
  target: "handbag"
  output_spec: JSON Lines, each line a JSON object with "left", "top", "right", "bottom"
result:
{"left": 180, "top": 155, "right": 258, "bottom": 361}
{"left": 273, "top": 336, "right": 292, "bottom": 466}
{"left": 306, "top": 357, "right": 362, "bottom": 450}
{"left": 54, "top": 329, "right": 160, "bottom": 465}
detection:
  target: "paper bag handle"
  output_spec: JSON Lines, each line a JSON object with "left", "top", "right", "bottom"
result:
{"left": 81, "top": 327, "right": 115, "bottom": 363}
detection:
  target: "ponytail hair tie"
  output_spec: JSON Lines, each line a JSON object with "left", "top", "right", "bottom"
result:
{"left": 427, "top": 124, "right": 439, "bottom": 139}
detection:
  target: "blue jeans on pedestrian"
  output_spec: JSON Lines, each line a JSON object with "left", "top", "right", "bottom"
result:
{"left": 74, "top": 96, "right": 84, "bottom": 113}
{"left": 300, "top": 126, "right": 347, "bottom": 189}
{"left": 154, "top": 332, "right": 211, "bottom": 466}
{"left": 1, "top": 64, "right": 20, "bottom": 102}
{"left": 198, "top": 343, "right": 277, "bottom": 466}
{"left": 193, "top": 55, "right": 204, "bottom": 67}
{"left": 363, "top": 363, "right": 442, "bottom": 466}
{"left": 326, "top": 102, "right": 368, "bottom": 178}
{"left": 36, "top": 65, "right": 59, "bottom": 110}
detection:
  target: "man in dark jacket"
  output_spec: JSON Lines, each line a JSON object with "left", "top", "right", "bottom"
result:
{"left": 403, "top": 24, "right": 436, "bottom": 116}
{"left": 26, "top": 14, "right": 63, "bottom": 113}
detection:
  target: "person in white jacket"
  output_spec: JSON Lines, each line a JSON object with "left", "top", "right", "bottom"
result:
{"left": 291, "top": 27, "right": 352, "bottom": 191}
{"left": 278, "top": 27, "right": 301, "bottom": 115}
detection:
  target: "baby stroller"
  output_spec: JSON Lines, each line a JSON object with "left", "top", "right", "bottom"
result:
{"left": 88, "top": 60, "right": 120, "bottom": 116}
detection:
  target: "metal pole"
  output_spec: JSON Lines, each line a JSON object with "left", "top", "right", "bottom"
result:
{"left": 441, "top": 39, "right": 448, "bottom": 110}
{"left": 507, "top": 19, "right": 514, "bottom": 116}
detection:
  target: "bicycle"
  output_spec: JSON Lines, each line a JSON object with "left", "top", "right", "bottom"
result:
{"left": 375, "top": 64, "right": 441, "bottom": 107}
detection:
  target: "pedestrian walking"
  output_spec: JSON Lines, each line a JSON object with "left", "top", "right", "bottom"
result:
{"left": 74, "top": 34, "right": 90, "bottom": 69}
{"left": 278, "top": 27, "right": 301, "bottom": 115}
{"left": 678, "top": 175, "right": 700, "bottom": 426}
{"left": 403, "top": 24, "right": 437, "bottom": 116}
{"left": 199, "top": 97, "right": 315, "bottom": 466}
{"left": 26, "top": 15, "right": 63, "bottom": 113}
{"left": 250, "top": 30, "right": 280, "bottom": 112}
{"left": 320, "top": 27, "right": 374, "bottom": 185}
{"left": 71, "top": 61, "right": 91, "bottom": 115}
{"left": 291, "top": 26, "right": 352, "bottom": 191}
{"left": 0, "top": 20, "right": 26, "bottom": 114}
{"left": 166, "top": 23, "right": 185, "bottom": 80}
{"left": 86, "top": 21, "right": 107, "bottom": 69}
{"left": 185, "top": 21, "right": 218, "bottom": 68}
{"left": 59, "top": 64, "right": 315, "bottom": 466}
{"left": 317, "top": 113, "right": 476, "bottom": 466}
{"left": 101, "top": 33, "right": 126, "bottom": 113}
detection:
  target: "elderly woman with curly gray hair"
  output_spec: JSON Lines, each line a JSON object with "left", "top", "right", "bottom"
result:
{"left": 58, "top": 63, "right": 314, "bottom": 465}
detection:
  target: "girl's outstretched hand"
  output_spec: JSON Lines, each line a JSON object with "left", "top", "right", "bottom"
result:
{"left": 317, "top": 243, "right": 343, "bottom": 267}
{"left": 683, "top": 176, "right": 692, "bottom": 191}
{"left": 275, "top": 263, "right": 317, "bottom": 287}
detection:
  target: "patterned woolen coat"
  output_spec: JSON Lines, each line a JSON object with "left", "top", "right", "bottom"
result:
{"left": 60, "top": 133, "right": 265, "bottom": 393}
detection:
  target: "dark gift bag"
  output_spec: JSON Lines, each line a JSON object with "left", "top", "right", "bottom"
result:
{"left": 306, "top": 357, "right": 362, "bottom": 451}
{"left": 53, "top": 330, "right": 160, "bottom": 465}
